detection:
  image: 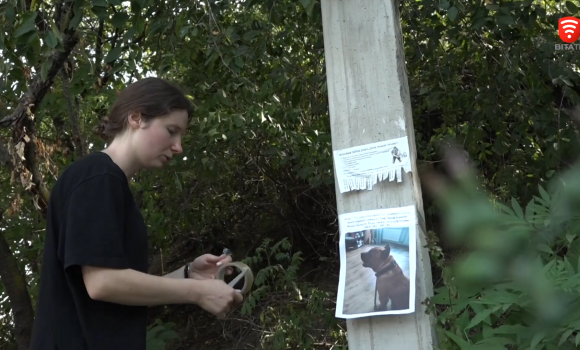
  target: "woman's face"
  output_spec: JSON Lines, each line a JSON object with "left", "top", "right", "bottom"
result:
{"left": 130, "top": 109, "right": 189, "bottom": 169}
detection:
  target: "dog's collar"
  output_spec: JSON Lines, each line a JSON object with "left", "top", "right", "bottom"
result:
{"left": 375, "top": 260, "right": 398, "bottom": 277}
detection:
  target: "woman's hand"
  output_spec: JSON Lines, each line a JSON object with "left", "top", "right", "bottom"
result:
{"left": 189, "top": 253, "right": 233, "bottom": 280}
{"left": 194, "top": 279, "right": 243, "bottom": 319}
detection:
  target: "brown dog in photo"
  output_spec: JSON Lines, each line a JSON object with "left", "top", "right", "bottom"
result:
{"left": 361, "top": 243, "right": 410, "bottom": 311}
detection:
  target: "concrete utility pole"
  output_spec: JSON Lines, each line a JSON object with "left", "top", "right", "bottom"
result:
{"left": 320, "top": 0, "right": 438, "bottom": 349}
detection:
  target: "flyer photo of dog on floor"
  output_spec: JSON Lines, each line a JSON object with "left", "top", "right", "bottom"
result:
{"left": 340, "top": 227, "right": 412, "bottom": 316}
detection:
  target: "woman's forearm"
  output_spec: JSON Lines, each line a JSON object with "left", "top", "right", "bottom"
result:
{"left": 81, "top": 266, "right": 200, "bottom": 306}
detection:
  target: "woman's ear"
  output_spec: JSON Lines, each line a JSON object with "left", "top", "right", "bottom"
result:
{"left": 127, "top": 111, "right": 142, "bottom": 129}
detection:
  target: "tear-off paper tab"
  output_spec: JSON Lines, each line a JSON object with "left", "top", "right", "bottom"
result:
{"left": 333, "top": 136, "right": 412, "bottom": 193}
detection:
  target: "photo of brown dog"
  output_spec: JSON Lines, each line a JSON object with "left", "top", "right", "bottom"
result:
{"left": 339, "top": 226, "right": 412, "bottom": 316}
{"left": 361, "top": 244, "right": 410, "bottom": 311}
{"left": 335, "top": 206, "right": 417, "bottom": 319}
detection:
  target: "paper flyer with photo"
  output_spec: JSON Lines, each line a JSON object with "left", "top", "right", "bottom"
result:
{"left": 333, "top": 136, "right": 412, "bottom": 193}
{"left": 335, "top": 205, "right": 416, "bottom": 319}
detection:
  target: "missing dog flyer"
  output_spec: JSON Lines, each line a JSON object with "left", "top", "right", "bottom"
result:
{"left": 335, "top": 205, "right": 416, "bottom": 319}
{"left": 333, "top": 136, "right": 412, "bottom": 193}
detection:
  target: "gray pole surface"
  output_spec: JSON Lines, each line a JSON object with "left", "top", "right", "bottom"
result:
{"left": 321, "top": 0, "right": 438, "bottom": 348}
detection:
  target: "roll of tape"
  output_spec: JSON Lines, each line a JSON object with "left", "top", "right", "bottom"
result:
{"left": 216, "top": 261, "right": 254, "bottom": 294}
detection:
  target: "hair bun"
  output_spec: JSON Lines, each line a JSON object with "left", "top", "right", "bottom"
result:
{"left": 93, "top": 117, "right": 109, "bottom": 141}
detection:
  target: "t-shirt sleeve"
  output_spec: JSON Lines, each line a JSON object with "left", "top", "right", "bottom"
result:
{"left": 60, "top": 174, "right": 130, "bottom": 271}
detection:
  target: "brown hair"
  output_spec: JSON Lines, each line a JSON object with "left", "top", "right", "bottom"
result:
{"left": 94, "top": 77, "right": 194, "bottom": 142}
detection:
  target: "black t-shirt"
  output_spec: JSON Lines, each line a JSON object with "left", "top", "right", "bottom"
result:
{"left": 30, "top": 151, "right": 150, "bottom": 349}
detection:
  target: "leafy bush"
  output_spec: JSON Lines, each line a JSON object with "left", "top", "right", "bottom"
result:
{"left": 146, "top": 319, "right": 180, "bottom": 350}
{"left": 240, "top": 238, "right": 347, "bottom": 349}
{"left": 424, "top": 147, "right": 580, "bottom": 350}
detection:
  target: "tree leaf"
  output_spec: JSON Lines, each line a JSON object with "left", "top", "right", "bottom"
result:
{"left": 566, "top": 1, "right": 579, "bottom": 14}
{"left": 243, "top": 30, "right": 260, "bottom": 41}
{"left": 497, "top": 15, "right": 515, "bottom": 25}
{"left": 5, "top": 4, "right": 16, "bottom": 22}
{"left": 300, "top": 0, "right": 312, "bottom": 9}
{"left": 511, "top": 197, "right": 524, "bottom": 219}
{"left": 525, "top": 198, "right": 535, "bottom": 221}
{"left": 50, "top": 21, "right": 63, "bottom": 42}
{"left": 146, "top": 338, "right": 165, "bottom": 350}
{"left": 104, "top": 46, "right": 123, "bottom": 63}
{"left": 472, "top": 17, "right": 489, "bottom": 29}
{"left": 112, "top": 12, "right": 129, "bottom": 28}
{"left": 538, "top": 184, "right": 550, "bottom": 204}
{"left": 442, "top": 330, "right": 471, "bottom": 347}
{"left": 448, "top": 7, "right": 459, "bottom": 21}
{"left": 304, "top": 0, "right": 316, "bottom": 17}
{"left": 174, "top": 172, "right": 182, "bottom": 192}
{"left": 561, "top": 77, "right": 574, "bottom": 87}
{"left": 495, "top": 202, "right": 515, "bottom": 216}
{"left": 559, "top": 328, "right": 574, "bottom": 346}
{"left": 466, "top": 307, "right": 495, "bottom": 329}
{"left": 91, "top": 0, "right": 108, "bottom": 6}
{"left": 14, "top": 11, "right": 38, "bottom": 37}
{"left": 537, "top": 243, "right": 553, "bottom": 255}
{"left": 41, "top": 58, "right": 52, "bottom": 82}
{"left": 531, "top": 331, "right": 546, "bottom": 350}
{"left": 69, "top": 13, "right": 83, "bottom": 30}
{"left": 68, "top": 0, "right": 85, "bottom": 30}
{"left": 91, "top": 6, "right": 109, "bottom": 21}
{"left": 234, "top": 57, "right": 244, "bottom": 68}
{"left": 122, "top": 27, "right": 136, "bottom": 42}
{"left": 17, "top": 30, "right": 38, "bottom": 46}
{"left": 45, "top": 31, "right": 58, "bottom": 48}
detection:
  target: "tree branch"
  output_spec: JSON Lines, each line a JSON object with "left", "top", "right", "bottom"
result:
{"left": 0, "top": 16, "right": 81, "bottom": 215}
{"left": 97, "top": 28, "right": 122, "bottom": 88}
{"left": 97, "top": 22, "right": 147, "bottom": 89}
{"left": 0, "top": 30, "right": 79, "bottom": 127}
{"left": 94, "top": 20, "right": 105, "bottom": 78}
{"left": 60, "top": 68, "right": 85, "bottom": 159}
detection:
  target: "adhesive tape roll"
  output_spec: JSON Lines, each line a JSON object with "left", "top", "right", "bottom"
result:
{"left": 216, "top": 261, "right": 254, "bottom": 294}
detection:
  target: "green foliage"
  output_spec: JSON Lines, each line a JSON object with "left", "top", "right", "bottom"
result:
{"left": 425, "top": 153, "right": 580, "bottom": 349}
{"left": 241, "top": 238, "right": 347, "bottom": 349}
{"left": 0, "top": 0, "right": 334, "bottom": 344}
{"left": 1, "top": 0, "right": 580, "bottom": 346}
{"left": 146, "top": 319, "right": 180, "bottom": 350}
{"left": 402, "top": 0, "right": 580, "bottom": 204}
{"left": 241, "top": 238, "right": 302, "bottom": 315}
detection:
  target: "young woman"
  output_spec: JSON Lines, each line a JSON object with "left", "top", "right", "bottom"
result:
{"left": 29, "top": 77, "right": 243, "bottom": 349}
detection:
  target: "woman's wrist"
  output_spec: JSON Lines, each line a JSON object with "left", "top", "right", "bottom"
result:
{"left": 162, "top": 263, "right": 191, "bottom": 279}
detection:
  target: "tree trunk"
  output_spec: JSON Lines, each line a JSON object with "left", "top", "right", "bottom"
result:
{"left": 0, "top": 222, "right": 34, "bottom": 350}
